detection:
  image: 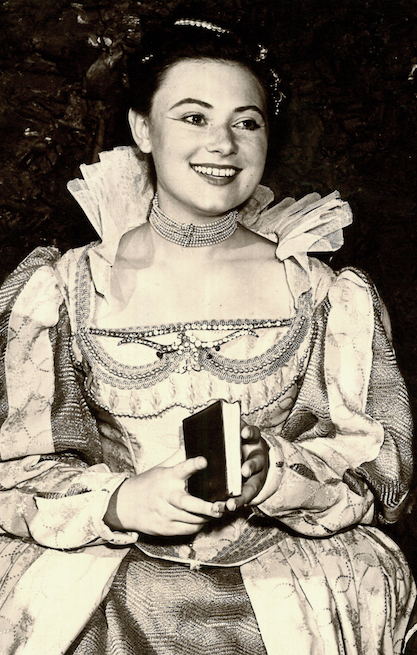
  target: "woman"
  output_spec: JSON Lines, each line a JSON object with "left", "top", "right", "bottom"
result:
{"left": 0, "top": 16, "right": 414, "bottom": 655}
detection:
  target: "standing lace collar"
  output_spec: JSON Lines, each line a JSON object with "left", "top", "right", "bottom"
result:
{"left": 67, "top": 146, "right": 352, "bottom": 305}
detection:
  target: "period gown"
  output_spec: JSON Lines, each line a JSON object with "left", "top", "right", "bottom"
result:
{"left": 0, "top": 147, "right": 414, "bottom": 655}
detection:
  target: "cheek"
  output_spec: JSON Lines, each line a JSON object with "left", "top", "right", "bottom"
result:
{"left": 156, "top": 131, "right": 197, "bottom": 165}
{"left": 241, "top": 131, "right": 268, "bottom": 155}
{"left": 258, "top": 134, "right": 269, "bottom": 158}
{"left": 246, "top": 138, "right": 268, "bottom": 170}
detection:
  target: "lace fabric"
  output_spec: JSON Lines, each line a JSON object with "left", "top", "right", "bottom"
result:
{"left": 67, "top": 146, "right": 352, "bottom": 305}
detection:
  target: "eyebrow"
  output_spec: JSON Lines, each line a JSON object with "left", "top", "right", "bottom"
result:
{"left": 169, "top": 98, "right": 212, "bottom": 110}
{"left": 169, "top": 98, "right": 265, "bottom": 121}
{"left": 235, "top": 105, "right": 266, "bottom": 121}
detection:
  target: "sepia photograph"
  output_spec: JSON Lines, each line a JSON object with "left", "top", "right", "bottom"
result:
{"left": 0, "top": 0, "right": 416, "bottom": 653}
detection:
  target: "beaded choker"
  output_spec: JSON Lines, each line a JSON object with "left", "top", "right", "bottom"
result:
{"left": 149, "top": 196, "right": 238, "bottom": 247}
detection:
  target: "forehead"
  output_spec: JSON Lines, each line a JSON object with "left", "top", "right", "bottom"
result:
{"left": 154, "top": 58, "right": 266, "bottom": 110}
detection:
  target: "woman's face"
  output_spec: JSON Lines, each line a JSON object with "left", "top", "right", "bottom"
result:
{"left": 130, "top": 59, "right": 268, "bottom": 223}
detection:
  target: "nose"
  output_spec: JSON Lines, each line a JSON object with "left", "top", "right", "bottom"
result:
{"left": 205, "top": 124, "right": 237, "bottom": 156}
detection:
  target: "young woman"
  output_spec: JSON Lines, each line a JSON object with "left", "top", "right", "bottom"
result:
{"left": 0, "top": 16, "right": 414, "bottom": 655}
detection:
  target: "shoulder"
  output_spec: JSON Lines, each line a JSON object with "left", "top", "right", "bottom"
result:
{"left": 0, "top": 246, "right": 62, "bottom": 316}
{"left": 56, "top": 243, "right": 93, "bottom": 286}
{"left": 235, "top": 224, "right": 278, "bottom": 259}
{"left": 0, "top": 242, "right": 97, "bottom": 321}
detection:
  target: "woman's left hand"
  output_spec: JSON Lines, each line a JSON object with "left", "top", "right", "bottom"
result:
{"left": 225, "top": 423, "right": 269, "bottom": 511}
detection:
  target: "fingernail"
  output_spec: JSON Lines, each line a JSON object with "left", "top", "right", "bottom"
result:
{"left": 228, "top": 500, "right": 237, "bottom": 511}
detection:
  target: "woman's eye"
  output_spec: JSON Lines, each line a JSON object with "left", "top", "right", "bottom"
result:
{"left": 234, "top": 118, "right": 263, "bottom": 131}
{"left": 182, "top": 114, "right": 207, "bottom": 126}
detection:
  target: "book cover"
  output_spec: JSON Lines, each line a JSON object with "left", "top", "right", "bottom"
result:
{"left": 183, "top": 400, "right": 241, "bottom": 502}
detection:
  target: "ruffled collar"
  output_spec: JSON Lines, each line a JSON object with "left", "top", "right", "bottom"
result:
{"left": 67, "top": 146, "right": 352, "bottom": 305}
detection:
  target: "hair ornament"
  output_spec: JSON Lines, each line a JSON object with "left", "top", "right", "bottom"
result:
{"left": 255, "top": 45, "right": 268, "bottom": 62}
{"left": 269, "top": 68, "right": 285, "bottom": 114}
{"left": 270, "top": 68, "right": 281, "bottom": 91}
{"left": 174, "top": 18, "right": 230, "bottom": 34}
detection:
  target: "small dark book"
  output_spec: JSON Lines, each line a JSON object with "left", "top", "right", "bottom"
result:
{"left": 183, "top": 400, "right": 242, "bottom": 502}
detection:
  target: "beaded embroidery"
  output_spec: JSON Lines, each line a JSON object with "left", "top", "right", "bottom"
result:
{"left": 75, "top": 246, "right": 313, "bottom": 390}
{"left": 150, "top": 196, "right": 238, "bottom": 247}
{"left": 89, "top": 318, "right": 291, "bottom": 351}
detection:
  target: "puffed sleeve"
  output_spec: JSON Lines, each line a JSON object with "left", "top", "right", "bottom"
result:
{"left": 254, "top": 268, "right": 413, "bottom": 537}
{"left": 0, "top": 247, "right": 137, "bottom": 549}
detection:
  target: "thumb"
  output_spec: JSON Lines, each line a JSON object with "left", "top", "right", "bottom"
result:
{"left": 174, "top": 456, "right": 207, "bottom": 481}
{"left": 159, "top": 448, "right": 186, "bottom": 468}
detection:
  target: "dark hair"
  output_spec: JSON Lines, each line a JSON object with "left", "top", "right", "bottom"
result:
{"left": 126, "top": 19, "right": 282, "bottom": 124}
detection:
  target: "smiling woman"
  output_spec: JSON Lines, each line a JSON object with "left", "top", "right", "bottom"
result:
{"left": 0, "top": 12, "right": 415, "bottom": 655}
{"left": 128, "top": 59, "right": 268, "bottom": 222}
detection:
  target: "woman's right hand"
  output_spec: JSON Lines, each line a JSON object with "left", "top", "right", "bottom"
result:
{"left": 104, "top": 456, "right": 225, "bottom": 536}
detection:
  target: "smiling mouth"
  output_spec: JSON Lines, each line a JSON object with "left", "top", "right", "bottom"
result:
{"left": 191, "top": 164, "right": 241, "bottom": 183}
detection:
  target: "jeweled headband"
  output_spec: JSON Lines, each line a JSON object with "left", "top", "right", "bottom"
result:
{"left": 174, "top": 18, "right": 230, "bottom": 34}
{"left": 140, "top": 18, "right": 284, "bottom": 115}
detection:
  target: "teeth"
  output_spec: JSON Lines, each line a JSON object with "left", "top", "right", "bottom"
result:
{"left": 193, "top": 165, "right": 236, "bottom": 177}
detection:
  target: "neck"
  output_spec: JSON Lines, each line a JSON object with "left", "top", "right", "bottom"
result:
{"left": 155, "top": 190, "right": 230, "bottom": 226}
{"left": 149, "top": 195, "right": 238, "bottom": 248}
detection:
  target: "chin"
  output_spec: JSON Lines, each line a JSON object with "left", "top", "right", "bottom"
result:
{"left": 195, "top": 194, "right": 250, "bottom": 217}
{"left": 197, "top": 203, "right": 239, "bottom": 218}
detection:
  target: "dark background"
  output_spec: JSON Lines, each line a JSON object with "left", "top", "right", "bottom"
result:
{"left": 1, "top": 0, "right": 417, "bottom": 561}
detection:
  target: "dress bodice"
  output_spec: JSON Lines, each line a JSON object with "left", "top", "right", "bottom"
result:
{"left": 74, "top": 248, "right": 312, "bottom": 413}
{"left": 71, "top": 246, "right": 314, "bottom": 480}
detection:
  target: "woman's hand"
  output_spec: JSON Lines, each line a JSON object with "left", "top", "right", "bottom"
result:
{"left": 104, "top": 455, "right": 225, "bottom": 537}
{"left": 225, "top": 423, "right": 269, "bottom": 511}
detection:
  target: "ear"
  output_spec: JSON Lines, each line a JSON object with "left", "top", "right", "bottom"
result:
{"left": 128, "top": 108, "right": 152, "bottom": 154}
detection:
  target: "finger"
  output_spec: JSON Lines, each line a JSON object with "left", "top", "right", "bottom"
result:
{"left": 241, "top": 450, "right": 266, "bottom": 479}
{"left": 167, "top": 507, "right": 210, "bottom": 525}
{"left": 226, "top": 478, "right": 260, "bottom": 510}
{"left": 163, "top": 493, "right": 212, "bottom": 524}
{"left": 241, "top": 425, "right": 261, "bottom": 442}
{"left": 226, "top": 464, "right": 268, "bottom": 510}
{"left": 225, "top": 496, "right": 238, "bottom": 511}
{"left": 172, "top": 491, "right": 226, "bottom": 519}
{"left": 160, "top": 448, "right": 186, "bottom": 468}
{"left": 173, "top": 456, "right": 207, "bottom": 481}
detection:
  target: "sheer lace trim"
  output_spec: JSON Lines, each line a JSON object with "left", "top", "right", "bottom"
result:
{"left": 67, "top": 146, "right": 352, "bottom": 304}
